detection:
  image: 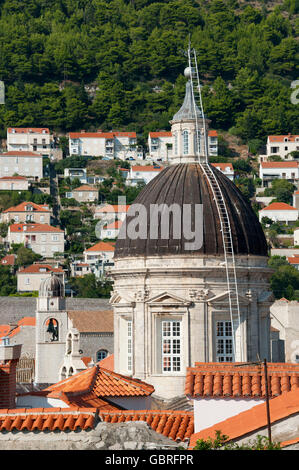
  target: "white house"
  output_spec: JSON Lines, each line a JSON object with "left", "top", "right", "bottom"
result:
{"left": 7, "top": 223, "right": 65, "bottom": 257}
{"left": 0, "top": 151, "right": 43, "bottom": 179}
{"left": 259, "top": 134, "right": 299, "bottom": 162}
{"left": 270, "top": 299, "right": 299, "bottom": 363}
{"left": 126, "top": 165, "right": 163, "bottom": 186}
{"left": 94, "top": 204, "right": 130, "bottom": 222}
{"left": 69, "top": 131, "right": 137, "bottom": 160}
{"left": 259, "top": 202, "right": 298, "bottom": 224}
{"left": 294, "top": 228, "right": 299, "bottom": 246}
{"left": 211, "top": 162, "right": 234, "bottom": 181}
{"left": 148, "top": 131, "right": 173, "bottom": 161}
{"left": 64, "top": 168, "right": 87, "bottom": 183}
{"left": 259, "top": 161, "right": 299, "bottom": 187}
{"left": 83, "top": 240, "right": 115, "bottom": 278}
{"left": 1, "top": 201, "right": 52, "bottom": 224}
{"left": 0, "top": 176, "right": 29, "bottom": 191}
{"left": 7, "top": 127, "right": 52, "bottom": 158}
{"left": 66, "top": 185, "right": 98, "bottom": 203}
{"left": 17, "top": 264, "right": 65, "bottom": 292}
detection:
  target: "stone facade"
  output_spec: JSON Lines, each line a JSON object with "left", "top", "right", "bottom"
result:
{"left": 111, "top": 254, "right": 274, "bottom": 400}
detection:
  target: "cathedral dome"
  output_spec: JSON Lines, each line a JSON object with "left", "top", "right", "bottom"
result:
{"left": 39, "top": 274, "right": 64, "bottom": 298}
{"left": 115, "top": 163, "right": 268, "bottom": 258}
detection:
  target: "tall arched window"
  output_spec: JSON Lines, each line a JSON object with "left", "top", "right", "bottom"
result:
{"left": 182, "top": 130, "right": 189, "bottom": 155}
{"left": 45, "top": 318, "right": 59, "bottom": 342}
{"left": 194, "top": 130, "right": 201, "bottom": 155}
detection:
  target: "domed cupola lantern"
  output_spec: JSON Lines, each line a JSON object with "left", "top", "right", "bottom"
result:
{"left": 110, "top": 47, "right": 273, "bottom": 400}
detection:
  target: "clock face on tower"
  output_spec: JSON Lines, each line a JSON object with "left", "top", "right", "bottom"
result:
{"left": 0, "top": 81, "right": 4, "bottom": 104}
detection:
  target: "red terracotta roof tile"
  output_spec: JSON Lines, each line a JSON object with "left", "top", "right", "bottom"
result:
{"left": 18, "top": 264, "right": 64, "bottom": 274}
{"left": 1, "top": 254, "right": 16, "bottom": 266}
{"left": 96, "top": 204, "right": 130, "bottom": 213}
{"left": 1, "top": 151, "right": 42, "bottom": 157}
{"left": 131, "top": 165, "right": 163, "bottom": 172}
{"left": 211, "top": 163, "right": 233, "bottom": 171}
{"left": 10, "top": 223, "right": 63, "bottom": 233}
{"left": 0, "top": 409, "right": 97, "bottom": 432}
{"left": 268, "top": 135, "right": 299, "bottom": 143}
{"left": 100, "top": 410, "right": 194, "bottom": 442}
{"left": 7, "top": 128, "right": 49, "bottom": 134}
{"left": 3, "top": 202, "right": 50, "bottom": 213}
{"left": 185, "top": 363, "right": 299, "bottom": 399}
{"left": 189, "top": 388, "right": 299, "bottom": 449}
{"left": 149, "top": 132, "right": 172, "bottom": 138}
{"left": 103, "top": 220, "right": 122, "bottom": 230}
{"left": 85, "top": 241, "right": 115, "bottom": 252}
{"left": 260, "top": 202, "right": 297, "bottom": 211}
{"left": 99, "top": 354, "right": 114, "bottom": 371}
{"left": 261, "top": 161, "right": 298, "bottom": 168}
{"left": 0, "top": 176, "right": 27, "bottom": 180}
{"left": 73, "top": 185, "right": 98, "bottom": 192}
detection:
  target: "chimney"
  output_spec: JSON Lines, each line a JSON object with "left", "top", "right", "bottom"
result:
{"left": 0, "top": 344, "right": 22, "bottom": 409}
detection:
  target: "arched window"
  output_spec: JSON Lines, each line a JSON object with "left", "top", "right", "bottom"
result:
{"left": 182, "top": 130, "right": 189, "bottom": 155}
{"left": 66, "top": 334, "right": 72, "bottom": 355}
{"left": 45, "top": 318, "right": 59, "bottom": 342}
{"left": 60, "top": 367, "right": 67, "bottom": 381}
{"left": 68, "top": 367, "right": 74, "bottom": 377}
{"left": 194, "top": 130, "right": 201, "bottom": 155}
{"left": 96, "top": 349, "right": 108, "bottom": 362}
{"left": 174, "top": 133, "right": 178, "bottom": 155}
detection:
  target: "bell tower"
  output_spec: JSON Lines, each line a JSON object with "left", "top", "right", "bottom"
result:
{"left": 35, "top": 274, "right": 69, "bottom": 385}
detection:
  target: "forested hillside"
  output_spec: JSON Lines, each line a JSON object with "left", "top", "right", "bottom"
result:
{"left": 0, "top": 0, "right": 298, "bottom": 145}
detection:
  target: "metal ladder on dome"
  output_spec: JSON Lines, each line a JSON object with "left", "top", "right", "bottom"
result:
{"left": 187, "top": 45, "right": 243, "bottom": 362}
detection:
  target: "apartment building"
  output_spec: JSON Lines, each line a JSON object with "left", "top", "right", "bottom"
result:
{"left": 259, "top": 134, "right": 299, "bottom": 162}
{"left": 211, "top": 162, "right": 234, "bottom": 181}
{"left": 259, "top": 202, "right": 298, "bottom": 224}
{"left": 126, "top": 165, "right": 163, "bottom": 186}
{"left": 1, "top": 202, "right": 51, "bottom": 225}
{"left": 69, "top": 131, "right": 137, "bottom": 160}
{"left": 7, "top": 127, "right": 52, "bottom": 158}
{"left": 66, "top": 185, "right": 99, "bottom": 203}
{"left": 7, "top": 223, "right": 65, "bottom": 257}
{"left": 259, "top": 161, "right": 299, "bottom": 187}
{"left": 0, "top": 151, "right": 43, "bottom": 179}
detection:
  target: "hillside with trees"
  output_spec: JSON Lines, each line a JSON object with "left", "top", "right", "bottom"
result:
{"left": 0, "top": 0, "right": 298, "bottom": 147}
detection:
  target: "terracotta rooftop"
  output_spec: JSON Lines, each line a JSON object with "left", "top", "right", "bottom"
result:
{"left": 288, "top": 256, "right": 299, "bottom": 264}
{"left": 1, "top": 254, "right": 16, "bottom": 266}
{"left": 211, "top": 163, "right": 233, "bottom": 171}
{"left": 260, "top": 202, "right": 298, "bottom": 211}
{"left": 0, "top": 317, "right": 36, "bottom": 342}
{"left": 268, "top": 135, "right": 299, "bottom": 143}
{"left": 100, "top": 410, "right": 194, "bottom": 442}
{"left": 103, "top": 220, "right": 122, "bottom": 230}
{"left": 149, "top": 131, "right": 172, "bottom": 138}
{"left": 185, "top": 363, "right": 299, "bottom": 399}
{"left": 67, "top": 310, "right": 113, "bottom": 333}
{"left": 10, "top": 223, "right": 64, "bottom": 233}
{"left": 7, "top": 127, "right": 50, "bottom": 134}
{"left": 99, "top": 354, "right": 114, "bottom": 371}
{"left": 261, "top": 161, "right": 298, "bottom": 168}
{"left": 69, "top": 131, "right": 136, "bottom": 139}
{"left": 1, "top": 151, "right": 42, "bottom": 157}
{"left": 18, "top": 264, "right": 64, "bottom": 274}
{"left": 0, "top": 176, "right": 27, "bottom": 180}
{"left": 0, "top": 408, "right": 97, "bottom": 432}
{"left": 131, "top": 165, "right": 163, "bottom": 172}
{"left": 85, "top": 241, "right": 115, "bottom": 252}
{"left": 42, "top": 365, "right": 154, "bottom": 401}
{"left": 3, "top": 202, "right": 50, "bottom": 213}
{"left": 73, "top": 185, "right": 98, "bottom": 192}
{"left": 188, "top": 387, "right": 299, "bottom": 449}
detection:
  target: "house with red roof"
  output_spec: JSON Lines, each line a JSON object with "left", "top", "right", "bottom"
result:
{"left": 0, "top": 254, "right": 16, "bottom": 267}
{"left": 127, "top": 165, "right": 163, "bottom": 186}
{"left": 189, "top": 387, "right": 299, "bottom": 450}
{"left": 211, "top": 162, "right": 234, "bottom": 181}
{"left": 259, "top": 161, "right": 299, "bottom": 187}
{"left": 259, "top": 134, "right": 299, "bottom": 162}
{"left": 185, "top": 362, "right": 299, "bottom": 435}
{"left": 66, "top": 184, "right": 99, "bottom": 203}
{"left": 1, "top": 201, "right": 52, "bottom": 225}
{"left": 7, "top": 127, "right": 52, "bottom": 159}
{"left": 258, "top": 202, "right": 298, "bottom": 224}
{"left": 0, "top": 317, "right": 36, "bottom": 357}
{"left": 68, "top": 130, "right": 137, "bottom": 160}
{"left": 94, "top": 203, "right": 130, "bottom": 222}
{"left": 0, "top": 176, "right": 29, "bottom": 191}
{"left": 0, "top": 151, "right": 43, "bottom": 179}
{"left": 17, "top": 264, "right": 65, "bottom": 293}
{"left": 100, "top": 220, "right": 122, "bottom": 239}
{"left": 7, "top": 223, "right": 65, "bottom": 257}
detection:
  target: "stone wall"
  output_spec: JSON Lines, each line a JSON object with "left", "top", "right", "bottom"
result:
{"left": 80, "top": 332, "right": 114, "bottom": 362}
{"left": 0, "top": 421, "right": 183, "bottom": 450}
{"left": 0, "top": 297, "right": 111, "bottom": 324}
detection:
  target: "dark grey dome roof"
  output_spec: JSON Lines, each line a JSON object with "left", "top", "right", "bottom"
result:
{"left": 115, "top": 163, "right": 268, "bottom": 258}
{"left": 39, "top": 274, "right": 64, "bottom": 297}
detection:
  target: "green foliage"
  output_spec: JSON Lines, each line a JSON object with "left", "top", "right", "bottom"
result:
{"left": 68, "top": 274, "right": 113, "bottom": 298}
{"left": 0, "top": 0, "right": 296, "bottom": 139}
{"left": 15, "top": 246, "right": 42, "bottom": 267}
{"left": 268, "top": 256, "right": 299, "bottom": 300}
{"left": 193, "top": 430, "right": 281, "bottom": 450}
{"left": 264, "top": 179, "right": 295, "bottom": 204}
{"left": 0, "top": 266, "right": 17, "bottom": 296}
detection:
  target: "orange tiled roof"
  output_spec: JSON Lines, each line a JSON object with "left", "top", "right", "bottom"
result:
{"left": 288, "top": 256, "right": 299, "bottom": 264}
{"left": 188, "top": 387, "right": 299, "bottom": 449}
{"left": 0, "top": 408, "right": 96, "bottom": 432}
{"left": 0, "top": 317, "right": 36, "bottom": 342}
{"left": 268, "top": 135, "right": 299, "bottom": 143}
{"left": 100, "top": 410, "right": 194, "bottom": 442}
{"left": 103, "top": 220, "right": 122, "bottom": 230}
{"left": 85, "top": 241, "right": 115, "bottom": 252}
{"left": 3, "top": 202, "right": 50, "bottom": 213}
{"left": 18, "top": 264, "right": 64, "bottom": 274}
{"left": 73, "top": 185, "right": 98, "bottom": 192}
{"left": 7, "top": 127, "right": 49, "bottom": 134}
{"left": 0, "top": 176, "right": 27, "bottom": 180}
{"left": 1, "top": 151, "right": 42, "bottom": 157}
{"left": 42, "top": 365, "right": 154, "bottom": 401}
{"left": 211, "top": 163, "right": 233, "bottom": 171}
{"left": 10, "top": 223, "right": 64, "bottom": 233}
{"left": 149, "top": 131, "right": 172, "bottom": 138}
{"left": 99, "top": 354, "right": 114, "bottom": 371}
{"left": 185, "top": 363, "right": 299, "bottom": 399}
{"left": 1, "top": 254, "right": 16, "bottom": 265}
{"left": 261, "top": 161, "right": 298, "bottom": 168}
{"left": 96, "top": 204, "right": 130, "bottom": 213}
{"left": 260, "top": 202, "right": 297, "bottom": 211}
